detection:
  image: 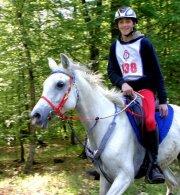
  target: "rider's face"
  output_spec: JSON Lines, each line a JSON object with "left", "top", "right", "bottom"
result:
{"left": 118, "top": 18, "right": 134, "bottom": 36}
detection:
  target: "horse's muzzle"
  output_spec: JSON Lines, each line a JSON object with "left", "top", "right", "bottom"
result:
{"left": 31, "top": 112, "right": 41, "bottom": 125}
{"left": 31, "top": 109, "right": 53, "bottom": 128}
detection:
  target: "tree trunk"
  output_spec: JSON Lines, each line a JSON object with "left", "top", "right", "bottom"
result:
{"left": 24, "top": 124, "right": 36, "bottom": 174}
{"left": 81, "top": 0, "right": 102, "bottom": 71}
{"left": 14, "top": 2, "right": 36, "bottom": 173}
{"left": 19, "top": 138, "right": 25, "bottom": 163}
{"left": 68, "top": 121, "right": 76, "bottom": 145}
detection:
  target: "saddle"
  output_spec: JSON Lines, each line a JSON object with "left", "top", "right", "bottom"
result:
{"left": 125, "top": 96, "right": 174, "bottom": 146}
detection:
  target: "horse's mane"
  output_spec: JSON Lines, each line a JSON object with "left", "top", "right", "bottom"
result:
{"left": 71, "top": 63, "right": 125, "bottom": 108}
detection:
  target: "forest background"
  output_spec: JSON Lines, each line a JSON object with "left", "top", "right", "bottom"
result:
{"left": 0, "top": 0, "right": 179, "bottom": 193}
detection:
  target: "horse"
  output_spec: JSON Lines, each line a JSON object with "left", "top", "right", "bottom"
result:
{"left": 31, "top": 54, "right": 180, "bottom": 195}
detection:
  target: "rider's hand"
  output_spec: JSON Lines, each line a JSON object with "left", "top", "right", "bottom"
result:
{"left": 159, "top": 104, "right": 168, "bottom": 117}
{"left": 121, "top": 83, "right": 134, "bottom": 96}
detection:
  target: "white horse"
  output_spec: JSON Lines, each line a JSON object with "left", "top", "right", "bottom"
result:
{"left": 31, "top": 54, "right": 180, "bottom": 195}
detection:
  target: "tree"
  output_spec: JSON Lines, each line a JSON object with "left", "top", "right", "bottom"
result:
{"left": 0, "top": 0, "right": 179, "bottom": 173}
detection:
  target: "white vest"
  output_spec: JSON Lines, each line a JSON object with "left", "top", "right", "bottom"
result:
{"left": 116, "top": 39, "right": 143, "bottom": 81}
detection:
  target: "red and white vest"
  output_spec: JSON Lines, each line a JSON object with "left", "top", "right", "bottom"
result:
{"left": 116, "top": 38, "right": 143, "bottom": 81}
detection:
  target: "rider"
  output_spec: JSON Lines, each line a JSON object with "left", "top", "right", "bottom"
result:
{"left": 107, "top": 6, "right": 168, "bottom": 184}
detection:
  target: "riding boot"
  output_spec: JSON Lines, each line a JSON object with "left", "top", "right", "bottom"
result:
{"left": 145, "top": 130, "right": 165, "bottom": 184}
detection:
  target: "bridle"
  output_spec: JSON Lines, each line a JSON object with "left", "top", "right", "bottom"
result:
{"left": 41, "top": 71, "right": 79, "bottom": 120}
{"left": 41, "top": 70, "right": 143, "bottom": 121}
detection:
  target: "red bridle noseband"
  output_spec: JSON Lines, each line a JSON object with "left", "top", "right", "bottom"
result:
{"left": 41, "top": 71, "right": 75, "bottom": 120}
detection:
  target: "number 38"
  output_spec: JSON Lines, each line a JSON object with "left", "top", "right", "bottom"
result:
{"left": 122, "top": 63, "right": 137, "bottom": 74}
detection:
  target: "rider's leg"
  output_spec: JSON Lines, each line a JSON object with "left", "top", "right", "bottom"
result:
{"left": 139, "top": 89, "right": 165, "bottom": 184}
{"left": 145, "top": 129, "right": 165, "bottom": 183}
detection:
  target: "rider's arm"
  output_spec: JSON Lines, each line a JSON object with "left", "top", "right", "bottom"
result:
{"left": 140, "top": 38, "right": 167, "bottom": 104}
{"left": 107, "top": 41, "right": 125, "bottom": 89}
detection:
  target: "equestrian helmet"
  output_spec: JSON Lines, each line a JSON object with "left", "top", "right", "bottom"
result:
{"left": 114, "top": 6, "right": 137, "bottom": 23}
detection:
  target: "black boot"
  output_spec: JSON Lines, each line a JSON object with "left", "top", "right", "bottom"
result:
{"left": 145, "top": 130, "right": 165, "bottom": 184}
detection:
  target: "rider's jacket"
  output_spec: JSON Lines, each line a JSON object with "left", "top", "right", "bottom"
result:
{"left": 107, "top": 31, "right": 167, "bottom": 104}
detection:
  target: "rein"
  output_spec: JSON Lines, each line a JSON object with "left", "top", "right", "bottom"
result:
{"left": 97, "top": 91, "right": 143, "bottom": 120}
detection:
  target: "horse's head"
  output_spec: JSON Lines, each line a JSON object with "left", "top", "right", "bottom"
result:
{"left": 31, "top": 54, "right": 79, "bottom": 127}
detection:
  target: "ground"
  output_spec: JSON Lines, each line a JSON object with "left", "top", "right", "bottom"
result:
{"left": 0, "top": 139, "right": 179, "bottom": 195}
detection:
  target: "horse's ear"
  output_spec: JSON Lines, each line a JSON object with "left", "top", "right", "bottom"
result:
{"left": 48, "top": 58, "right": 58, "bottom": 72}
{"left": 60, "top": 53, "right": 71, "bottom": 69}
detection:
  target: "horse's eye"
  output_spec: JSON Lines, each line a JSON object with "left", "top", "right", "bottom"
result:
{"left": 56, "top": 81, "right": 64, "bottom": 88}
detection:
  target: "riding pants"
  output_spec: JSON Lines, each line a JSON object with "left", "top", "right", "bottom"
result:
{"left": 138, "top": 89, "right": 156, "bottom": 132}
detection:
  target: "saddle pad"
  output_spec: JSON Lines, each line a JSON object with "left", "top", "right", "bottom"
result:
{"left": 126, "top": 105, "right": 174, "bottom": 145}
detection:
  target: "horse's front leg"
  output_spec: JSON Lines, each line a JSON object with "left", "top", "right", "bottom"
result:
{"left": 106, "top": 168, "right": 134, "bottom": 195}
{"left": 99, "top": 175, "right": 111, "bottom": 195}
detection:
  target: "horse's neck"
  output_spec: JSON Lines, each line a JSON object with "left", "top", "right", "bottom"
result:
{"left": 76, "top": 78, "right": 114, "bottom": 121}
{"left": 75, "top": 76, "right": 119, "bottom": 148}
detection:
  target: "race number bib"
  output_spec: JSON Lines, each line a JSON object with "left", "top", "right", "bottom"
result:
{"left": 116, "top": 39, "right": 143, "bottom": 81}
{"left": 121, "top": 62, "right": 137, "bottom": 74}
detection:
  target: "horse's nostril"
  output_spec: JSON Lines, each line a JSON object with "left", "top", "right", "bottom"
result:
{"left": 33, "top": 112, "right": 41, "bottom": 119}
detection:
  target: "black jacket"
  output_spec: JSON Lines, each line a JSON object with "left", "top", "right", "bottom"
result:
{"left": 107, "top": 35, "right": 167, "bottom": 104}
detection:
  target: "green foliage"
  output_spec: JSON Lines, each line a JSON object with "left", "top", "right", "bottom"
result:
{"left": 0, "top": 0, "right": 179, "bottom": 145}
